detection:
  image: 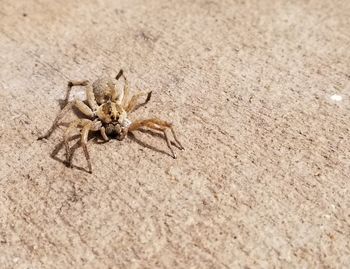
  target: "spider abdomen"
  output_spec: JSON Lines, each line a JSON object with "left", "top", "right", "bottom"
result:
{"left": 92, "top": 77, "right": 119, "bottom": 104}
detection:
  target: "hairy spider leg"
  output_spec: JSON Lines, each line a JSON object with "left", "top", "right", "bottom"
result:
{"left": 64, "top": 80, "right": 88, "bottom": 104}
{"left": 64, "top": 119, "right": 102, "bottom": 173}
{"left": 114, "top": 70, "right": 129, "bottom": 106}
{"left": 128, "top": 118, "right": 184, "bottom": 158}
{"left": 125, "top": 91, "right": 152, "bottom": 113}
{"left": 38, "top": 80, "right": 99, "bottom": 140}
{"left": 100, "top": 126, "right": 109, "bottom": 141}
{"left": 37, "top": 99, "right": 95, "bottom": 140}
{"left": 64, "top": 119, "right": 92, "bottom": 167}
{"left": 81, "top": 122, "right": 94, "bottom": 173}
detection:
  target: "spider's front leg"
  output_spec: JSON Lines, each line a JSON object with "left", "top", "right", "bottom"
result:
{"left": 100, "top": 127, "right": 109, "bottom": 141}
{"left": 37, "top": 100, "right": 95, "bottom": 140}
{"left": 64, "top": 119, "right": 91, "bottom": 168}
{"left": 64, "top": 119, "right": 101, "bottom": 173}
{"left": 38, "top": 81, "right": 98, "bottom": 140}
{"left": 128, "top": 118, "right": 184, "bottom": 158}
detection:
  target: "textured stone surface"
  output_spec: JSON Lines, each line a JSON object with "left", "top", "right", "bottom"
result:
{"left": 0, "top": 0, "right": 349, "bottom": 268}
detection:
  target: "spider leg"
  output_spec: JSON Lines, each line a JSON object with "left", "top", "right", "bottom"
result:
{"left": 124, "top": 91, "right": 152, "bottom": 113}
{"left": 66, "top": 80, "right": 98, "bottom": 111}
{"left": 65, "top": 80, "right": 89, "bottom": 105}
{"left": 85, "top": 83, "right": 98, "bottom": 111}
{"left": 51, "top": 134, "right": 80, "bottom": 159}
{"left": 65, "top": 119, "right": 101, "bottom": 173}
{"left": 115, "top": 70, "right": 129, "bottom": 106}
{"left": 121, "top": 73, "right": 130, "bottom": 107}
{"left": 38, "top": 102, "right": 74, "bottom": 140}
{"left": 64, "top": 119, "right": 92, "bottom": 168}
{"left": 128, "top": 118, "right": 183, "bottom": 158}
{"left": 37, "top": 100, "right": 95, "bottom": 140}
{"left": 100, "top": 126, "right": 109, "bottom": 141}
{"left": 81, "top": 122, "right": 94, "bottom": 173}
{"left": 39, "top": 79, "right": 98, "bottom": 140}
{"left": 75, "top": 100, "right": 95, "bottom": 117}
{"left": 109, "top": 70, "right": 123, "bottom": 104}
{"left": 170, "top": 124, "right": 184, "bottom": 150}
{"left": 140, "top": 118, "right": 184, "bottom": 150}
{"left": 115, "top": 69, "right": 124, "bottom": 80}
{"left": 67, "top": 139, "right": 82, "bottom": 166}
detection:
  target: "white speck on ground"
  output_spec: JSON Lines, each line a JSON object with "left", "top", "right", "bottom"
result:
{"left": 330, "top": 94, "right": 343, "bottom": 102}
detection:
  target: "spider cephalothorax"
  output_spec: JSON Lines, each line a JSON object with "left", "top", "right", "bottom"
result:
{"left": 96, "top": 101, "right": 127, "bottom": 123}
{"left": 38, "top": 69, "right": 184, "bottom": 173}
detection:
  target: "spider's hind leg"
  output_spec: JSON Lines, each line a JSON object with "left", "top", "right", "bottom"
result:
{"left": 115, "top": 70, "right": 130, "bottom": 106}
{"left": 65, "top": 80, "right": 89, "bottom": 105}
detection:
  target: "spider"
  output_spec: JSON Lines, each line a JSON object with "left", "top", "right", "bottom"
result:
{"left": 38, "top": 70, "right": 184, "bottom": 173}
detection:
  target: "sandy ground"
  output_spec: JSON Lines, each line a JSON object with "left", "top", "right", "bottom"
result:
{"left": 1, "top": 0, "right": 350, "bottom": 268}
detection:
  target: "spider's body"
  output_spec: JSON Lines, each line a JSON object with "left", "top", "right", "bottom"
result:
{"left": 38, "top": 70, "right": 183, "bottom": 173}
{"left": 92, "top": 77, "right": 121, "bottom": 105}
{"left": 95, "top": 101, "right": 130, "bottom": 140}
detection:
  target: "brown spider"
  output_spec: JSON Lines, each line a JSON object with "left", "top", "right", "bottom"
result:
{"left": 38, "top": 70, "right": 184, "bottom": 173}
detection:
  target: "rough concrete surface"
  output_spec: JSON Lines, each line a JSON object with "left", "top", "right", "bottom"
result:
{"left": 0, "top": 0, "right": 350, "bottom": 268}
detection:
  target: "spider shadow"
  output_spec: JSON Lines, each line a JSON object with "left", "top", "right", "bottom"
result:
{"left": 128, "top": 128, "right": 182, "bottom": 158}
{"left": 58, "top": 99, "right": 67, "bottom": 110}
{"left": 50, "top": 134, "right": 91, "bottom": 173}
